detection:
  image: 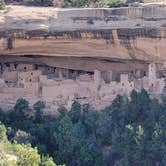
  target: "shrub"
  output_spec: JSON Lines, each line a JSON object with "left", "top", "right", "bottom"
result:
{"left": 63, "top": 0, "right": 101, "bottom": 7}
{"left": 33, "top": 101, "right": 45, "bottom": 112}
{"left": 107, "top": 0, "right": 126, "bottom": 7}
{"left": 34, "top": 101, "right": 45, "bottom": 123}
{"left": 30, "top": 0, "right": 53, "bottom": 6}
{"left": 0, "top": 123, "right": 7, "bottom": 141}
{"left": 107, "top": 0, "right": 143, "bottom": 7}
{"left": 0, "top": 0, "right": 5, "bottom": 10}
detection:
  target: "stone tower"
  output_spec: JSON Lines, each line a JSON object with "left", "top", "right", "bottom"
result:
{"left": 149, "top": 63, "right": 157, "bottom": 81}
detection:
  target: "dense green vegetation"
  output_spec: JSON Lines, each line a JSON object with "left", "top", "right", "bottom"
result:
{"left": 0, "top": 89, "right": 165, "bottom": 166}
{"left": 63, "top": 0, "right": 143, "bottom": 7}
{"left": 30, "top": 0, "right": 53, "bottom": 7}
{"left": 0, "top": 123, "right": 56, "bottom": 166}
{"left": 63, "top": 0, "right": 103, "bottom": 7}
{"left": 107, "top": 0, "right": 143, "bottom": 7}
{"left": 3, "top": 0, "right": 143, "bottom": 8}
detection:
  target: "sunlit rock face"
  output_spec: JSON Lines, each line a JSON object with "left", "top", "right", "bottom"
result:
{"left": 0, "top": 5, "right": 166, "bottom": 62}
{"left": 0, "top": 5, "right": 166, "bottom": 112}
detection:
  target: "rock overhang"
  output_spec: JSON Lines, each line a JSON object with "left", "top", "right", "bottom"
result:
{"left": 0, "top": 5, "right": 166, "bottom": 67}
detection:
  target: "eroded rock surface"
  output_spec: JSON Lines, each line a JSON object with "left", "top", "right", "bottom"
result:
{"left": 0, "top": 5, "right": 166, "bottom": 112}
{"left": 0, "top": 5, "right": 166, "bottom": 62}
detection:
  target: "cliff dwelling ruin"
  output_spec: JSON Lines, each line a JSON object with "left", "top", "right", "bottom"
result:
{"left": 1, "top": 5, "right": 166, "bottom": 112}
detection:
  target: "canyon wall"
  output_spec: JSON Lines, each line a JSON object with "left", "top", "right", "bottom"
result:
{"left": 0, "top": 5, "right": 166, "bottom": 112}
{"left": 0, "top": 5, "right": 166, "bottom": 64}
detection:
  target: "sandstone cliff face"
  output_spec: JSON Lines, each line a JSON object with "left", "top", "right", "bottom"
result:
{"left": 0, "top": 5, "right": 166, "bottom": 67}
{"left": 0, "top": 5, "right": 166, "bottom": 111}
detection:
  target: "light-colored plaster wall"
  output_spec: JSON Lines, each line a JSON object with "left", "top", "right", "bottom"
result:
{"left": 2, "top": 71, "right": 18, "bottom": 84}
